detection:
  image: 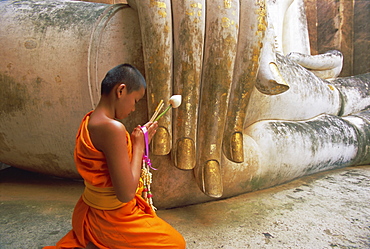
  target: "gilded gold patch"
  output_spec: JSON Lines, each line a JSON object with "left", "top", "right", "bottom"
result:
{"left": 150, "top": 0, "right": 166, "bottom": 8}
{"left": 222, "top": 17, "right": 233, "bottom": 28}
{"left": 152, "top": 126, "right": 170, "bottom": 155}
{"left": 204, "top": 160, "right": 223, "bottom": 198}
{"left": 328, "top": 85, "right": 335, "bottom": 91}
{"left": 176, "top": 138, "right": 196, "bottom": 170}
{"left": 186, "top": 10, "right": 194, "bottom": 16}
{"left": 190, "top": 3, "right": 202, "bottom": 9}
{"left": 231, "top": 132, "right": 244, "bottom": 163}
{"left": 224, "top": 0, "right": 231, "bottom": 9}
{"left": 158, "top": 10, "right": 167, "bottom": 18}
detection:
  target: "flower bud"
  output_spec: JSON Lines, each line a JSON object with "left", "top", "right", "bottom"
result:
{"left": 169, "top": 95, "right": 182, "bottom": 108}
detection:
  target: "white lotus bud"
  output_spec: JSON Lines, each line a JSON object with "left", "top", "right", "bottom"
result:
{"left": 154, "top": 95, "right": 182, "bottom": 121}
{"left": 169, "top": 95, "right": 182, "bottom": 108}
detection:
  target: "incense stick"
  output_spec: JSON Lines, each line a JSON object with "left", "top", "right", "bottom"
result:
{"left": 149, "top": 100, "right": 164, "bottom": 123}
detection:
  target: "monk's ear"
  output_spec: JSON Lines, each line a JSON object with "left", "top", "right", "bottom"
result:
{"left": 116, "top": 83, "right": 126, "bottom": 97}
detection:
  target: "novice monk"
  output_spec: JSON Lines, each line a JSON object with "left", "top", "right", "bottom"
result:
{"left": 44, "top": 64, "right": 186, "bottom": 249}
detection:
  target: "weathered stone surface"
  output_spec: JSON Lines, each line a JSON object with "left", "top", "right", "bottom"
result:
{"left": 1, "top": 166, "right": 369, "bottom": 248}
{"left": 0, "top": 0, "right": 369, "bottom": 208}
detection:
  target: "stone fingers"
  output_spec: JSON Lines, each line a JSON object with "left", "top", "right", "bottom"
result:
{"left": 223, "top": 0, "right": 267, "bottom": 163}
{"left": 193, "top": 0, "right": 240, "bottom": 198}
{"left": 133, "top": 0, "right": 265, "bottom": 198}
{"left": 134, "top": 0, "right": 173, "bottom": 155}
{"left": 287, "top": 50, "right": 343, "bottom": 79}
{"left": 255, "top": 0, "right": 292, "bottom": 95}
{"left": 172, "top": 0, "right": 205, "bottom": 170}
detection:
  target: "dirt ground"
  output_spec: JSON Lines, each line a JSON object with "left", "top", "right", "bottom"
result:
{"left": 0, "top": 165, "right": 369, "bottom": 249}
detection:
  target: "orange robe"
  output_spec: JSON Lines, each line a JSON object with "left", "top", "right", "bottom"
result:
{"left": 44, "top": 111, "right": 185, "bottom": 249}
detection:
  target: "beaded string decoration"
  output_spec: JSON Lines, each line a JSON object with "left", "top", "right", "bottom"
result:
{"left": 140, "top": 126, "right": 157, "bottom": 211}
{"left": 141, "top": 96, "right": 181, "bottom": 211}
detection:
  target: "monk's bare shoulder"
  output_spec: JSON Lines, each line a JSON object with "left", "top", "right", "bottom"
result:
{"left": 88, "top": 113, "right": 127, "bottom": 151}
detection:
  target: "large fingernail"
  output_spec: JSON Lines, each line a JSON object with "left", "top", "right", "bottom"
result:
{"left": 203, "top": 160, "right": 223, "bottom": 198}
{"left": 152, "top": 126, "right": 170, "bottom": 155}
{"left": 230, "top": 132, "right": 244, "bottom": 163}
{"left": 175, "top": 138, "right": 195, "bottom": 170}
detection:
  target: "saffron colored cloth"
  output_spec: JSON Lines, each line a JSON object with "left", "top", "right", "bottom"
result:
{"left": 43, "top": 111, "right": 185, "bottom": 249}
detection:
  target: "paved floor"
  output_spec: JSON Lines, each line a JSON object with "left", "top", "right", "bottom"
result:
{"left": 0, "top": 165, "right": 369, "bottom": 249}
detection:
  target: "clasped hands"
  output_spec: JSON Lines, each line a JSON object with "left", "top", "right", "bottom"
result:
{"left": 131, "top": 121, "right": 158, "bottom": 151}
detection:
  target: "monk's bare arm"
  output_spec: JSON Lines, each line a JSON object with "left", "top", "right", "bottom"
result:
{"left": 92, "top": 120, "right": 145, "bottom": 203}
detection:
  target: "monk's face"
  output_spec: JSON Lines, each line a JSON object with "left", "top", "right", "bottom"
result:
{"left": 116, "top": 85, "right": 145, "bottom": 119}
